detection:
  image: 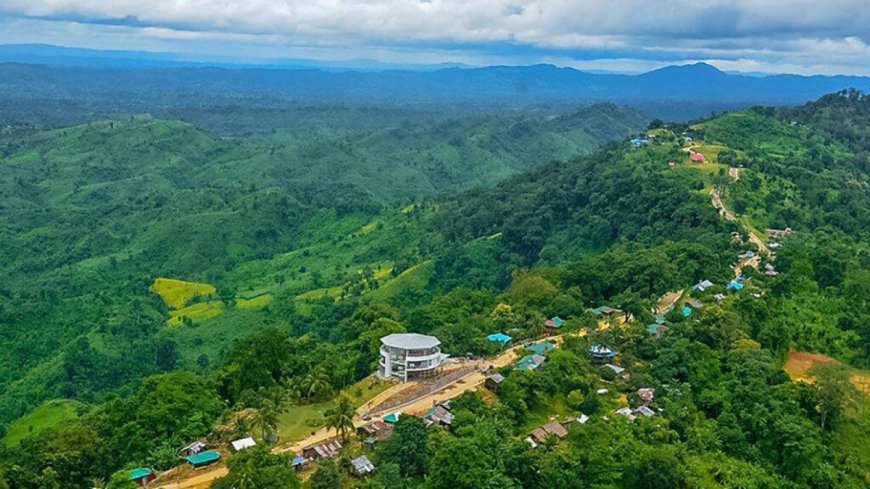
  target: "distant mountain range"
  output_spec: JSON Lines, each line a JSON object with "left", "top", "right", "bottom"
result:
{"left": 2, "top": 43, "right": 870, "bottom": 121}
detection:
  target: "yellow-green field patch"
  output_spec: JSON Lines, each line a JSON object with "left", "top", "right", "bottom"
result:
{"left": 237, "top": 294, "right": 273, "bottom": 309}
{"left": 3, "top": 399, "right": 83, "bottom": 447}
{"left": 167, "top": 301, "right": 224, "bottom": 326}
{"left": 150, "top": 277, "right": 215, "bottom": 309}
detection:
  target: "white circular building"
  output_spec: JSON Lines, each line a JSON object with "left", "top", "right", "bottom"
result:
{"left": 378, "top": 333, "right": 448, "bottom": 382}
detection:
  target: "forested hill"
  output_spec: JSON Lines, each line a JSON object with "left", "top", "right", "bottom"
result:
{"left": 1, "top": 92, "right": 870, "bottom": 488}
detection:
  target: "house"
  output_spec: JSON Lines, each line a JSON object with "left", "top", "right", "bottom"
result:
{"left": 766, "top": 227, "right": 794, "bottom": 239}
{"left": 378, "top": 333, "right": 448, "bottom": 382}
{"left": 768, "top": 242, "right": 781, "bottom": 250}
{"left": 230, "top": 437, "right": 256, "bottom": 452}
{"left": 350, "top": 455, "right": 375, "bottom": 477}
{"left": 577, "top": 414, "right": 590, "bottom": 424}
{"left": 129, "top": 468, "right": 155, "bottom": 487}
{"left": 637, "top": 388, "right": 655, "bottom": 404}
{"left": 487, "top": 332, "right": 512, "bottom": 343}
{"left": 691, "top": 152, "right": 705, "bottom": 162}
{"left": 526, "top": 341, "right": 555, "bottom": 356}
{"left": 485, "top": 373, "right": 505, "bottom": 392}
{"left": 647, "top": 322, "right": 668, "bottom": 337}
{"left": 765, "top": 263, "right": 779, "bottom": 276}
{"left": 529, "top": 420, "right": 568, "bottom": 445}
{"left": 692, "top": 280, "right": 714, "bottom": 292}
{"left": 668, "top": 160, "right": 676, "bottom": 168}
{"left": 589, "top": 306, "right": 620, "bottom": 318}
{"left": 357, "top": 420, "right": 393, "bottom": 440}
{"left": 630, "top": 138, "right": 649, "bottom": 147}
{"left": 589, "top": 344, "right": 616, "bottom": 362}
{"left": 615, "top": 407, "right": 636, "bottom": 421}
{"left": 714, "top": 293, "right": 726, "bottom": 302}
{"left": 635, "top": 405, "right": 656, "bottom": 417}
{"left": 596, "top": 388, "right": 609, "bottom": 395}
{"left": 424, "top": 405, "right": 454, "bottom": 428}
{"left": 727, "top": 280, "right": 744, "bottom": 291}
{"left": 543, "top": 316, "right": 565, "bottom": 330}
{"left": 179, "top": 440, "right": 206, "bottom": 457}
{"left": 682, "top": 306, "right": 693, "bottom": 317}
{"left": 303, "top": 438, "right": 342, "bottom": 460}
{"left": 185, "top": 450, "right": 221, "bottom": 469}
{"left": 517, "top": 354, "right": 546, "bottom": 371}
{"left": 292, "top": 455, "right": 309, "bottom": 471}
{"left": 603, "top": 363, "right": 625, "bottom": 375}
{"left": 383, "top": 412, "right": 401, "bottom": 424}
{"left": 688, "top": 299, "right": 704, "bottom": 309}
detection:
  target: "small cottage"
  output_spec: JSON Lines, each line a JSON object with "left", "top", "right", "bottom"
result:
{"left": 485, "top": 373, "right": 505, "bottom": 392}
{"left": 350, "top": 455, "right": 375, "bottom": 477}
{"left": 303, "top": 438, "right": 342, "bottom": 460}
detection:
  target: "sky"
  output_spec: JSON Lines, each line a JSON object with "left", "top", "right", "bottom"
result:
{"left": 1, "top": 1, "right": 870, "bottom": 75}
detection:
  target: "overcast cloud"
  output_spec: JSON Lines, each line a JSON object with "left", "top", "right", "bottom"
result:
{"left": 1, "top": 0, "right": 870, "bottom": 74}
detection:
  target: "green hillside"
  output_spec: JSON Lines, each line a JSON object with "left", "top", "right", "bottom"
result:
{"left": 2, "top": 93, "right": 870, "bottom": 488}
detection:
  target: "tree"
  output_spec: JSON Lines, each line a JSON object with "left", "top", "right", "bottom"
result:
{"left": 380, "top": 416, "right": 429, "bottom": 478}
{"left": 622, "top": 448, "right": 687, "bottom": 489}
{"left": 309, "top": 459, "right": 341, "bottom": 489}
{"left": 811, "top": 362, "right": 856, "bottom": 431}
{"left": 252, "top": 400, "right": 281, "bottom": 443}
{"left": 298, "top": 367, "right": 332, "bottom": 401}
{"left": 324, "top": 395, "right": 355, "bottom": 442}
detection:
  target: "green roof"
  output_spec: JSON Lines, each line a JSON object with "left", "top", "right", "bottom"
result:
{"left": 384, "top": 412, "right": 401, "bottom": 423}
{"left": 551, "top": 316, "right": 565, "bottom": 327}
{"left": 526, "top": 342, "right": 555, "bottom": 356}
{"left": 129, "top": 468, "right": 153, "bottom": 480}
{"left": 185, "top": 450, "right": 220, "bottom": 466}
{"left": 517, "top": 354, "right": 543, "bottom": 371}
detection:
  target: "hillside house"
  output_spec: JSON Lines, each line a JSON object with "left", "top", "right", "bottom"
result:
{"left": 350, "top": 455, "right": 375, "bottom": 477}
{"left": 487, "top": 332, "right": 511, "bottom": 343}
{"left": 526, "top": 341, "right": 555, "bottom": 356}
{"left": 303, "top": 438, "right": 342, "bottom": 460}
{"left": 179, "top": 440, "right": 206, "bottom": 456}
{"left": 714, "top": 293, "right": 726, "bottom": 302}
{"left": 424, "top": 405, "right": 454, "bottom": 428}
{"left": 589, "top": 344, "right": 616, "bottom": 362}
{"left": 292, "top": 455, "right": 309, "bottom": 471}
{"left": 485, "top": 373, "right": 505, "bottom": 392}
{"left": 543, "top": 316, "right": 565, "bottom": 331}
{"left": 517, "top": 354, "right": 546, "bottom": 371}
{"left": 527, "top": 420, "right": 568, "bottom": 447}
{"left": 766, "top": 227, "right": 794, "bottom": 239}
{"left": 603, "top": 363, "right": 625, "bottom": 376}
{"left": 357, "top": 420, "right": 393, "bottom": 440}
{"left": 589, "top": 306, "right": 620, "bottom": 319}
{"left": 688, "top": 299, "right": 704, "bottom": 309}
{"left": 378, "top": 333, "right": 448, "bottom": 382}
{"left": 230, "top": 437, "right": 256, "bottom": 452}
{"left": 185, "top": 450, "right": 221, "bottom": 469}
{"left": 691, "top": 152, "right": 705, "bottom": 162}
{"left": 692, "top": 279, "right": 714, "bottom": 292}
{"left": 637, "top": 388, "right": 655, "bottom": 404}
{"left": 129, "top": 468, "right": 155, "bottom": 487}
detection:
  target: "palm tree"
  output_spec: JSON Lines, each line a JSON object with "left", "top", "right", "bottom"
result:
{"left": 324, "top": 395, "right": 356, "bottom": 442}
{"left": 252, "top": 400, "right": 280, "bottom": 443}
{"left": 300, "top": 367, "right": 332, "bottom": 401}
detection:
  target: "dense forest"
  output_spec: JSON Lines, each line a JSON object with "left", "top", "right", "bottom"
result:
{"left": 1, "top": 90, "right": 869, "bottom": 488}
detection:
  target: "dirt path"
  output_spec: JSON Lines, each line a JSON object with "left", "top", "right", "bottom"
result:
{"left": 711, "top": 188, "right": 736, "bottom": 221}
{"left": 156, "top": 467, "right": 228, "bottom": 489}
{"left": 656, "top": 290, "right": 683, "bottom": 314}
{"left": 729, "top": 167, "right": 740, "bottom": 181}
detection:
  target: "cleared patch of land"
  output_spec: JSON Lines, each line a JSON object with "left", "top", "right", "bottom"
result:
{"left": 2, "top": 399, "right": 82, "bottom": 446}
{"left": 150, "top": 277, "right": 216, "bottom": 309}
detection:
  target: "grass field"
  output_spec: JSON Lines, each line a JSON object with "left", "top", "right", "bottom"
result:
{"left": 2, "top": 399, "right": 82, "bottom": 446}
{"left": 150, "top": 277, "right": 216, "bottom": 309}
{"left": 276, "top": 376, "right": 393, "bottom": 442}
{"left": 785, "top": 350, "right": 870, "bottom": 393}
{"left": 167, "top": 301, "right": 225, "bottom": 326}
{"left": 236, "top": 294, "right": 273, "bottom": 309}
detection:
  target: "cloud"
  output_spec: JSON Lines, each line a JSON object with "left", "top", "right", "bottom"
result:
{"left": 1, "top": 1, "right": 870, "bottom": 74}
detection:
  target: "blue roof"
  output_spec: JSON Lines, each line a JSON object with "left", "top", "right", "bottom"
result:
{"left": 727, "top": 281, "right": 744, "bottom": 290}
{"left": 550, "top": 316, "right": 565, "bottom": 327}
{"left": 129, "top": 468, "right": 153, "bottom": 481}
{"left": 292, "top": 455, "right": 305, "bottom": 466}
{"left": 682, "top": 306, "right": 693, "bottom": 317}
{"left": 589, "top": 344, "right": 616, "bottom": 359}
{"left": 487, "top": 333, "right": 512, "bottom": 343}
{"left": 186, "top": 450, "right": 220, "bottom": 466}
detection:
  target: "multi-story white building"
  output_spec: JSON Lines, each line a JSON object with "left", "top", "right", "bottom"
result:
{"left": 378, "top": 333, "right": 448, "bottom": 381}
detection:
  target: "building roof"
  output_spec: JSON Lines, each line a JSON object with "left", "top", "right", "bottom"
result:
{"left": 589, "top": 306, "right": 616, "bottom": 316}
{"left": 180, "top": 440, "right": 206, "bottom": 454}
{"left": 292, "top": 455, "right": 306, "bottom": 467}
{"left": 383, "top": 412, "right": 401, "bottom": 423}
{"left": 526, "top": 341, "right": 555, "bottom": 356}
{"left": 727, "top": 281, "right": 745, "bottom": 290}
{"left": 542, "top": 420, "right": 568, "bottom": 438}
{"left": 381, "top": 333, "right": 440, "bottom": 350}
{"left": 351, "top": 455, "right": 375, "bottom": 475}
{"left": 186, "top": 450, "right": 221, "bottom": 466}
{"left": 693, "top": 280, "right": 714, "bottom": 291}
{"left": 488, "top": 373, "right": 505, "bottom": 383}
{"left": 424, "top": 405, "right": 454, "bottom": 426}
{"left": 231, "top": 437, "right": 256, "bottom": 451}
{"left": 589, "top": 344, "right": 616, "bottom": 358}
{"left": 635, "top": 405, "right": 656, "bottom": 417}
{"left": 129, "top": 468, "right": 153, "bottom": 481}
{"left": 603, "top": 363, "right": 625, "bottom": 375}
{"left": 688, "top": 299, "right": 704, "bottom": 309}
{"left": 544, "top": 316, "right": 565, "bottom": 328}
{"left": 637, "top": 388, "right": 655, "bottom": 403}
{"left": 487, "top": 332, "right": 512, "bottom": 343}
{"left": 517, "top": 354, "right": 545, "bottom": 371}
{"left": 305, "top": 438, "right": 342, "bottom": 459}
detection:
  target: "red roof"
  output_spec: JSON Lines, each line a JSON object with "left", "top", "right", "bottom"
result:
{"left": 691, "top": 152, "right": 705, "bottom": 162}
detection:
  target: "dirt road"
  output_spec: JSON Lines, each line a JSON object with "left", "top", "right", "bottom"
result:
{"left": 156, "top": 467, "right": 228, "bottom": 489}
{"left": 711, "top": 187, "right": 736, "bottom": 221}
